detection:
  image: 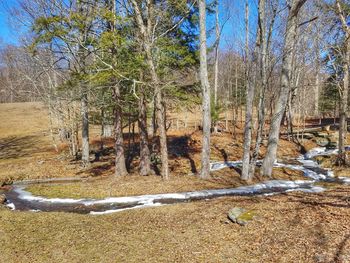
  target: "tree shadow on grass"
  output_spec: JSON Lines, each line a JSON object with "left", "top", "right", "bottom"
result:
{"left": 0, "top": 135, "right": 49, "bottom": 160}
{"left": 333, "top": 234, "right": 350, "bottom": 263}
{"left": 168, "top": 135, "right": 200, "bottom": 174}
{"left": 266, "top": 190, "right": 350, "bottom": 262}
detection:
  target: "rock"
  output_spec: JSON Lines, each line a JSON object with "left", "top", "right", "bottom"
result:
{"left": 316, "top": 132, "right": 330, "bottom": 138}
{"left": 322, "top": 125, "right": 331, "bottom": 132}
{"left": 65, "top": 164, "right": 76, "bottom": 170}
{"left": 228, "top": 207, "right": 256, "bottom": 226}
{"left": 0, "top": 194, "right": 6, "bottom": 204}
{"left": 301, "top": 133, "right": 315, "bottom": 140}
{"left": 315, "top": 137, "right": 330, "bottom": 147}
{"left": 327, "top": 142, "right": 338, "bottom": 149}
{"left": 37, "top": 160, "right": 45, "bottom": 165}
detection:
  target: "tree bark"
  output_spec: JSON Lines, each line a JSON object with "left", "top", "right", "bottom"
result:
{"left": 314, "top": 34, "right": 320, "bottom": 117}
{"left": 113, "top": 84, "right": 128, "bottom": 176}
{"left": 233, "top": 60, "right": 239, "bottom": 140}
{"left": 139, "top": 89, "right": 152, "bottom": 176}
{"left": 130, "top": 0, "right": 169, "bottom": 179}
{"left": 213, "top": 0, "right": 220, "bottom": 134}
{"left": 81, "top": 90, "right": 90, "bottom": 167}
{"left": 199, "top": 0, "right": 211, "bottom": 179}
{"left": 241, "top": 1, "right": 255, "bottom": 181}
{"left": 250, "top": 0, "right": 268, "bottom": 176}
{"left": 338, "top": 40, "right": 349, "bottom": 162}
{"left": 261, "top": 0, "right": 307, "bottom": 176}
{"left": 214, "top": 0, "right": 219, "bottom": 106}
{"left": 335, "top": 0, "right": 349, "bottom": 163}
{"left": 147, "top": 51, "right": 169, "bottom": 179}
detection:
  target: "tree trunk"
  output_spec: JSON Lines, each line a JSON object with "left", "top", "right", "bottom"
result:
{"left": 113, "top": 84, "right": 128, "bottom": 176}
{"left": 130, "top": 0, "right": 169, "bottom": 179}
{"left": 250, "top": 0, "right": 268, "bottom": 176}
{"left": 72, "top": 120, "right": 79, "bottom": 159}
{"left": 81, "top": 90, "right": 90, "bottom": 167}
{"left": 100, "top": 107, "right": 105, "bottom": 151}
{"left": 148, "top": 56, "right": 169, "bottom": 179}
{"left": 314, "top": 35, "right": 320, "bottom": 117}
{"left": 241, "top": 1, "right": 254, "bottom": 181}
{"left": 338, "top": 40, "right": 349, "bottom": 162}
{"left": 199, "top": 0, "right": 211, "bottom": 179}
{"left": 139, "top": 90, "right": 152, "bottom": 176}
{"left": 261, "top": 0, "right": 307, "bottom": 176}
{"left": 214, "top": 0, "right": 219, "bottom": 106}
{"left": 233, "top": 60, "right": 239, "bottom": 139}
{"left": 335, "top": 0, "right": 349, "bottom": 164}
{"left": 213, "top": 0, "right": 220, "bottom": 133}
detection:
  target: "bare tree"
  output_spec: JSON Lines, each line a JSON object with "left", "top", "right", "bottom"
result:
{"left": 241, "top": 0, "right": 256, "bottom": 181}
{"left": 199, "top": 0, "right": 211, "bottom": 179}
{"left": 261, "top": 0, "right": 308, "bottom": 177}
{"left": 335, "top": 0, "right": 349, "bottom": 164}
{"left": 129, "top": 0, "right": 169, "bottom": 179}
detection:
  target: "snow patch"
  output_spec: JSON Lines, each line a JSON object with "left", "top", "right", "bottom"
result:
{"left": 12, "top": 180, "right": 317, "bottom": 208}
{"left": 90, "top": 203, "right": 164, "bottom": 215}
{"left": 6, "top": 146, "right": 348, "bottom": 214}
{"left": 6, "top": 203, "right": 15, "bottom": 210}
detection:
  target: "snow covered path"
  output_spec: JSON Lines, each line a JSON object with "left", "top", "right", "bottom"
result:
{"left": 4, "top": 146, "right": 349, "bottom": 215}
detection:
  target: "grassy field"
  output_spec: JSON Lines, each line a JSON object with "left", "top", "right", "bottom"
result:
{"left": 1, "top": 102, "right": 350, "bottom": 262}
{"left": 0, "top": 102, "right": 309, "bottom": 195}
{"left": 0, "top": 102, "right": 78, "bottom": 182}
{"left": 2, "top": 189, "right": 350, "bottom": 262}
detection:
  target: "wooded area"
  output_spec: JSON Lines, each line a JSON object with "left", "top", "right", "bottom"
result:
{"left": 0, "top": 0, "right": 349, "bottom": 180}
{"left": 0, "top": 0, "right": 350, "bottom": 262}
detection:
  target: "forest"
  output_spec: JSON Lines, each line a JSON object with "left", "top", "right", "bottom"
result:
{"left": 0, "top": 0, "right": 350, "bottom": 262}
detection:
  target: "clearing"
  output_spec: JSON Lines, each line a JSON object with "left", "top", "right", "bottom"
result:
{"left": 1, "top": 102, "right": 350, "bottom": 263}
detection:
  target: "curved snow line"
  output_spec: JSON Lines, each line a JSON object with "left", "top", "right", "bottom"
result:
{"left": 5, "top": 146, "right": 349, "bottom": 214}
{"left": 210, "top": 158, "right": 328, "bottom": 180}
{"left": 10, "top": 179, "right": 322, "bottom": 209}
{"left": 90, "top": 203, "right": 164, "bottom": 215}
{"left": 89, "top": 185, "right": 326, "bottom": 215}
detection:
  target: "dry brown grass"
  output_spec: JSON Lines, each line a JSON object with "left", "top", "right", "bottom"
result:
{"left": 0, "top": 102, "right": 310, "bottom": 187}
{"left": 3, "top": 103, "right": 350, "bottom": 263}
{"left": 2, "top": 186, "right": 350, "bottom": 263}
{"left": 312, "top": 148, "right": 350, "bottom": 178}
{"left": 26, "top": 166, "right": 305, "bottom": 199}
{"left": 0, "top": 102, "right": 80, "bottom": 182}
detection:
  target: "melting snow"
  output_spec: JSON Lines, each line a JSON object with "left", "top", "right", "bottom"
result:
{"left": 6, "top": 146, "right": 350, "bottom": 215}
{"left": 6, "top": 203, "right": 15, "bottom": 210}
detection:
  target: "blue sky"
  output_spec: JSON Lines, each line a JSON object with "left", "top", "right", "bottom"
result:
{"left": 207, "top": 0, "right": 258, "bottom": 53}
{"left": 0, "top": 0, "right": 20, "bottom": 45}
{"left": 0, "top": 0, "right": 259, "bottom": 49}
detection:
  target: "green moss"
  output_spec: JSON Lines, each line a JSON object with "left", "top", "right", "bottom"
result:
{"left": 237, "top": 210, "right": 256, "bottom": 223}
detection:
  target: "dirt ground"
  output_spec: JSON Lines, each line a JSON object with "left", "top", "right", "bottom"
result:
{"left": 1, "top": 102, "right": 350, "bottom": 263}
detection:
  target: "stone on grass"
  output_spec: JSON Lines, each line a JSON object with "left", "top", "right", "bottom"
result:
{"left": 0, "top": 194, "right": 7, "bottom": 204}
{"left": 228, "top": 207, "right": 256, "bottom": 226}
{"left": 315, "top": 137, "right": 329, "bottom": 147}
{"left": 302, "top": 133, "right": 315, "bottom": 140}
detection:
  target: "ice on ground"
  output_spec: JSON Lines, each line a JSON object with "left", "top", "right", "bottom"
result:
{"left": 90, "top": 203, "right": 164, "bottom": 215}
{"left": 285, "top": 186, "right": 325, "bottom": 193}
{"left": 6, "top": 203, "right": 15, "bottom": 210}
{"left": 13, "top": 179, "right": 316, "bottom": 206}
{"left": 339, "top": 177, "right": 350, "bottom": 184}
{"left": 14, "top": 186, "right": 85, "bottom": 204}
{"left": 7, "top": 146, "right": 349, "bottom": 214}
